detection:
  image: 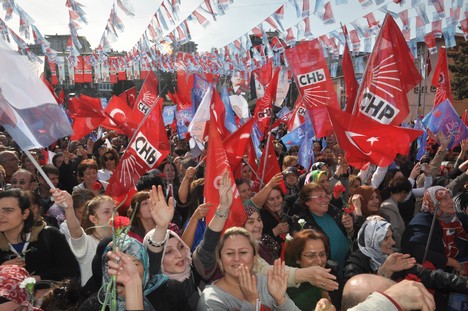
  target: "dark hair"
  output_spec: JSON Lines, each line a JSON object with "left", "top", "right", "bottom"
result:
{"left": 41, "top": 164, "right": 60, "bottom": 177}
{"left": 285, "top": 229, "right": 330, "bottom": 268}
{"left": 157, "top": 161, "right": 180, "bottom": 186}
{"left": 235, "top": 178, "right": 250, "bottom": 187}
{"left": 99, "top": 148, "right": 119, "bottom": 169}
{"left": 136, "top": 172, "right": 164, "bottom": 191}
{"left": 52, "top": 152, "right": 64, "bottom": 168}
{"left": 0, "top": 189, "right": 34, "bottom": 240}
{"left": 39, "top": 279, "right": 85, "bottom": 311}
{"left": 76, "top": 159, "right": 98, "bottom": 178}
{"left": 129, "top": 191, "right": 150, "bottom": 238}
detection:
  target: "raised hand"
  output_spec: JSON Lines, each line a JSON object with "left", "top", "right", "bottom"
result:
{"left": 267, "top": 259, "right": 288, "bottom": 306}
{"left": 350, "top": 194, "right": 362, "bottom": 217}
{"left": 50, "top": 188, "right": 72, "bottom": 209}
{"left": 219, "top": 170, "right": 233, "bottom": 209}
{"left": 266, "top": 172, "right": 284, "bottom": 189}
{"left": 192, "top": 203, "right": 211, "bottom": 221}
{"left": 149, "top": 185, "right": 174, "bottom": 228}
{"left": 107, "top": 247, "right": 142, "bottom": 287}
{"left": 239, "top": 264, "right": 259, "bottom": 305}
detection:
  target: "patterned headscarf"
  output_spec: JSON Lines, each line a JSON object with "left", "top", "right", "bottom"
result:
{"left": 305, "top": 169, "right": 328, "bottom": 185}
{"left": 357, "top": 218, "right": 392, "bottom": 272}
{"left": 421, "top": 186, "right": 452, "bottom": 216}
{"left": 101, "top": 235, "right": 168, "bottom": 310}
{"left": 0, "top": 265, "right": 43, "bottom": 311}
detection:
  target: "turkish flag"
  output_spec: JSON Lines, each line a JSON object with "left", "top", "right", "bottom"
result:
{"left": 118, "top": 86, "right": 137, "bottom": 109}
{"left": 327, "top": 106, "right": 423, "bottom": 168}
{"left": 253, "top": 134, "right": 287, "bottom": 194}
{"left": 253, "top": 61, "right": 273, "bottom": 88}
{"left": 354, "top": 14, "right": 421, "bottom": 125}
{"left": 285, "top": 39, "right": 338, "bottom": 138}
{"left": 102, "top": 96, "right": 139, "bottom": 137}
{"left": 69, "top": 94, "right": 105, "bottom": 118}
{"left": 223, "top": 118, "right": 254, "bottom": 173}
{"left": 204, "top": 110, "right": 247, "bottom": 231}
{"left": 176, "top": 70, "right": 194, "bottom": 110}
{"left": 342, "top": 41, "right": 359, "bottom": 114}
{"left": 70, "top": 116, "right": 105, "bottom": 140}
{"left": 431, "top": 47, "right": 453, "bottom": 108}
{"left": 133, "top": 71, "right": 159, "bottom": 123}
{"left": 106, "top": 100, "right": 170, "bottom": 198}
{"left": 253, "top": 67, "right": 280, "bottom": 135}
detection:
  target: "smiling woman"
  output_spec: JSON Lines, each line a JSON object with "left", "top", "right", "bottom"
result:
{"left": 197, "top": 227, "right": 300, "bottom": 311}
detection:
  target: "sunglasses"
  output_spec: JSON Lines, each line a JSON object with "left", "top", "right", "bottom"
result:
{"left": 104, "top": 156, "right": 115, "bottom": 161}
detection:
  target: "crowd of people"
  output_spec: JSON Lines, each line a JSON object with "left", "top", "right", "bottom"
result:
{"left": 0, "top": 125, "right": 466, "bottom": 311}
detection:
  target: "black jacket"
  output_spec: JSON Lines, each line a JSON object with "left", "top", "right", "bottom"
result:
{"left": 344, "top": 249, "right": 468, "bottom": 293}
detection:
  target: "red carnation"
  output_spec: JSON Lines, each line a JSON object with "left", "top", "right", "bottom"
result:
{"left": 112, "top": 216, "right": 131, "bottom": 230}
{"left": 404, "top": 274, "right": 421, "bottom": 282}
{"left": 93, "top": 182, "right": 102, "bottom": 191}
{"left": 343, "top": 205, "right": 355, "bottom": 215}
{"left": 333, "top": 184, "right": 346, "bottom": 199}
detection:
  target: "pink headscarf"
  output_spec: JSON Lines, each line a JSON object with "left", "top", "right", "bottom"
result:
{"left": 161, "top": 230, "right": 192, "bottom": 282}
{"left": 0, "top": 265, "right": 43, "bottom": 311}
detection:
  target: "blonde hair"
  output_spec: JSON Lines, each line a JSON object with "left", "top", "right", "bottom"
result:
{"left": 215, "top": 227, "right": 258, "bottom": 273}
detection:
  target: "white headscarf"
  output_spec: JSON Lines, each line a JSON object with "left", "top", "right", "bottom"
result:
{"left": 357, "top": 218, "right": 392, "bottom": 272}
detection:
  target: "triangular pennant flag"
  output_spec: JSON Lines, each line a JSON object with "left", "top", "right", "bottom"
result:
{"left": 431, "top": 47, "right": 453, "bottom": 108}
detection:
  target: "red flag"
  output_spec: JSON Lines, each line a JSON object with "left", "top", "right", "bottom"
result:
{"left": 253, "top": 67, "right": 279, "bottom": 135}
{"left": 327, "top": 106, "right": 423, "bottom": 168}
{"left": 286, "top": 98, "right": 306, "bottom": 131}
{"left": 342, "top": 41, "right": 359, "bottom": 113}
{"left": 285, "top": 39, "right": 338, "bottom": 138}
{"left": 431, "top": 47, "right": 453, "bottom": 108}
{"left": 106, "top": 100, "right": 170, "bottom": 198}
{"left": 118, "top": 86, "right": 137, "bottom": 109}
{"left": 69, "top": 94, "right": 105, "bottom": 118}
{"left": 83, "top": 56, "right": 93, "bottom": 83}
{"left": 354, "top": 14, "right": 422, "bottom": 125}
{"left": 176, "top": 70, "right": 194, "bottom": 110}
{"left": 74, "top": 56, "right": 84, "bottom": 83}
{"left": 254, "top": 134, "right": 287, "bottom": 194}
{"left": 426, "top": 50, "right": 432, "bottom": 77}
{"left": 252, "top": 61, "right": 273, "bottom": 87}
{"left": 223, "top": 118, "right": 255, "bottom": 173}
{"left": 70, "top": 116, "right": 104, "bottom": 140}
{"left": 102, "top": 96, "right": 139, "bottom": 137}
{"left": 462, "top": 109, "right": 468, "bottom": 127}
{"left": 204, "top": 111, "right": 247, "bottom": 230}
{"left": 133, "top": 71, "right": 159, "bottom": 122}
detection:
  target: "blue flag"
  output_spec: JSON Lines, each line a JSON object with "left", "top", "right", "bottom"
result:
{"left": 162, "top": 105, "right": 176, "bottom": 126}
{"left": 221, "top": 86, "right": 238, "bottom": 134}
{"left": 298, "top": 116, "right": 315, "bottom": 170}
{"left": 414, "top": 118, "right": 427, "bottom": 160}
{"left": 422, "top": 99, "right": 468, "bottom": 149}
{"left": 281, "top": 123, "right": 307, "bottom": 150}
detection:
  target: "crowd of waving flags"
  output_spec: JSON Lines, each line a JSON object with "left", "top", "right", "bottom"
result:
{"left": 0, "top": 13, "right": 467, "bottom": 230}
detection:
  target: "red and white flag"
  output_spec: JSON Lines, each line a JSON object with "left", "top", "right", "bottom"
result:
{"left": 354, "top": 14, "right": 421, "bottom": 125}
{"left": 102, "top": 96, "right": 138, "bottom": 137}
{"left": 253, "top": 67, "right": 280, "bottom": 135}
{"left": 106, "top": 100, "right": 170, "bottom": 199}
{"left": 223, "top": 118, "right": 255, "bottom": 173}
{"left": 431, "top": 47, "right": 453, "bottom": 108}
{"left": 118, "top": 86, "right": 137, "bottom": 109}
{"left": 133, "top": 70, "right": 159, "bottom": 122}
{"left": 285, "top": 39, "right": 338, "bottom": 138}
{"left": 0, "top": 39, "right": 72, "bottom": 150}
{"left": 71, "top": 116, "right": 104, "bottom": 141}
{"left": 327, "top": 106, "right": 422, "bottom": 168}
{"left": 342, "top": 40, "right": 359, "bottom": 114}
{"left": 287, "top": 98, "right": 307, "bottom": 132}
{"left": 69, "top": 94, "right": 105, "bottom": 118}
{"left": 204, "top": 110, "right": 247, "bottom": 230}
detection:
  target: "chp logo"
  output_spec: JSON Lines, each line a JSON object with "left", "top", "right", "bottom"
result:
{"left": 297, "top": 69, "right": 326, "bottom": 87}
{"left": 131, "top": 132, "right": 162, "bottom": 168}
{"left": 137, "top": 90, "right": 157, "bottom": 115}
{"left": 360, "top": 90, "right": 400, "bottom": 124}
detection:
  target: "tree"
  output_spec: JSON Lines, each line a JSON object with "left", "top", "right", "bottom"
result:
{"left": 448, "top": 40, "right": 468, "bottom": 100}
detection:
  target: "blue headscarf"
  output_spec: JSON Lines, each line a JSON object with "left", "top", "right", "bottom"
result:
{"left": 100, "top": 235, "right": 168, "bottom": 310}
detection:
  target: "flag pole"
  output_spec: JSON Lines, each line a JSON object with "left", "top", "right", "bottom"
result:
{"left": 24, "top": 149, "right": 67, "bottom": 208}
{"left": 422, "top": 205, "right": 438, "bottom": 263}
{"left": 416, "top": 44, "right": 424, "bottom": 117}
{"left": 259, "top": 132, "right": 272, "bottom": 189}
{"left": 422, "top": 46, "right": 428, "bottom": 116}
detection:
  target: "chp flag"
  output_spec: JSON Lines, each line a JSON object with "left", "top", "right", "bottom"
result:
{"left": 353, "top": 14, "right": 421, "bottom": 125}
{"left": 106, "top": 99, "right": 170, "bottom": 198}
{"left": 0, "top": 38, "right": 72, "bottom": 150}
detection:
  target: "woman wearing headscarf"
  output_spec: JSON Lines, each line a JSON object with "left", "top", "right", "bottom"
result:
{"left": 0, "top": 265, "right": 43, "bottom": 311}
{"left": 346, "top": 217, "right": 468, "bottom": 309}
{"left": 78, "top": 236, "right": 168, "bottom": 311}
{"left": 401, "top": 186, "right": 468, "bottom": 274}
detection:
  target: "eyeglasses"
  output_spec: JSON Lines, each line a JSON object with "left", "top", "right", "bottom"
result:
{"left": 308, "top": 195, "right": 330, "bottom": 201}
{"left": 302, "top": 251, "right": 327, "bottom": 260}
{"left": 104, "top": 156, "right": 115, "bottom": 161}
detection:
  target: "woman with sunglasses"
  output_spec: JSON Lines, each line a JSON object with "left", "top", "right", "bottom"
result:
{"left": 98, "top": 148, "right": 119, "bottom": 182}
